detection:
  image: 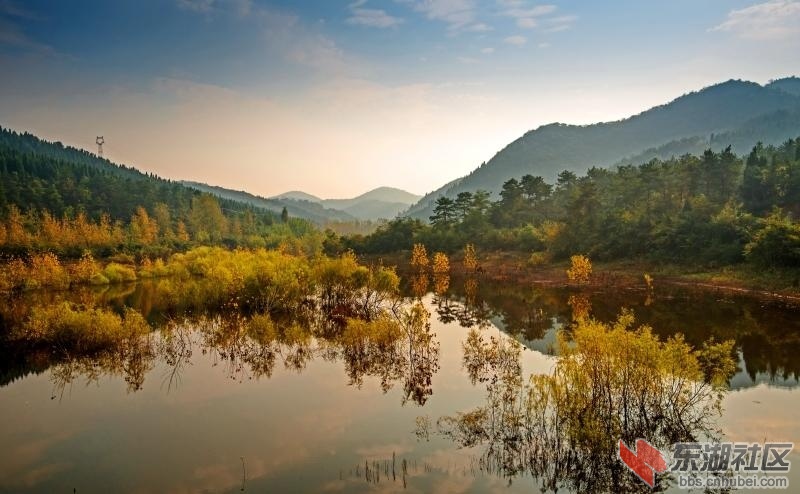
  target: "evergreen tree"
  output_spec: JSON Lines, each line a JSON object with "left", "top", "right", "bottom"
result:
{"left": 430, "top": 197, "right": 456, "bottom": 228}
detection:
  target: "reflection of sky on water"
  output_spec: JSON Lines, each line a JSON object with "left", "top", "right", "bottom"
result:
{"left": 0, "top": 296, "right": 545, "bottom": 493}
{"left": 714, "top": 384, "right": 800, "bottom": 494}
{"left": 1, "top": 284, "right": 799, "bottom": 492}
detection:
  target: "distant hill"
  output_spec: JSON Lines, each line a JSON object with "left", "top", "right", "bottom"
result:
{"left": 273, "top": 190, "right": 323, "bottom": 203}
{"left": 767, "top": 77, "right": 800, "bottom": 97}
{"left": 405, "top": 77, "right": 800, "bottom": 219}
{"left": 325, "top": 187, "right": 421, "bottom": 208}
{"left": 617, "top": 107, "right": 800, "bottom": 166}
{"left": 271, "top": 186, "right": 421, "bottom": 221}
{"left": 181, "top": 182, "right": 356, "bottom": 224}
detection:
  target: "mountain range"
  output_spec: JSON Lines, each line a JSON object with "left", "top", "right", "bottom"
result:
{"left": 273, "top": 187, "right": 421, "bottom": 221}
{"left": 182, "top": 182, "right": 421, "bottom": 223}
{"left": 404, "top": 77, "right": 800, "bottom": 219}
{"left": 3, "top": 76, "right": 799, "bottom": 228}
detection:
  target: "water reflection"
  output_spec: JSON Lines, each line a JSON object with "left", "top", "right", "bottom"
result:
{"left": 427, "top": 276, "right": 800, "bottom": 388}
{"left": 436, "top": 313, "right": 735, "bottom": 492}
{"left": 0, "top": 275, "right": 798, "bottom": 492}
{"left": 2, "top": 275, "right": 798, "bottom": 394}
{"left": 26, "top": 307, "right": 441, "bottom": 408}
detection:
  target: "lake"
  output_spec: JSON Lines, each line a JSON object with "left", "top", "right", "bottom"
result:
{"left": 1, "top": 276, "right": 798, "bottom": 493}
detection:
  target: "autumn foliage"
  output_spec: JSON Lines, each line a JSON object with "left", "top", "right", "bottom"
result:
{"left": 566, "top": 254, "right": 592, "bottom": 284}
{"left": 410, "top": 243, "right": 429, "bottom": 271}
{"left": 432, "top": 252, "right": 450, "bottom": 275}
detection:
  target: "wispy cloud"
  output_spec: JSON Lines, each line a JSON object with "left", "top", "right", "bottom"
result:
{"left": 0, "top": 3, "right": 55, "bottom": 55}
{"left": 543, "top": 15, "right": 576, "bottom": 32}
{"left": 498, "top": 1, "right": 557, "bottom": 29}
{"left": 400, "top": 0, "right": 477, "bottom": 31}
{"left": 712, "top": 0, "right": 800, "bottom": 40}
{"left": 504, "top": 35, "right": 527, "bottom": 45}
{"left": 481, "top": 47, "right": 495, "bottom": 54}
{"left": 347, "top": 1, "right": 403, "bottom": 28}
{"left": 178, "top": 1, "right": 356, "bottom": 75}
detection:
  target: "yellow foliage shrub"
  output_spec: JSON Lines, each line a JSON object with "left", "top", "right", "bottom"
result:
{"left": 432, "top": 252, "right": 450, "bottom": 275}
{"left": 70, "top": 251, "right": 101, "bottom": 285}
{"left": 26, "top": 252, "right": 70, "bottom": 290}
{"left": 19, "top": 303, "right": 150, "bottom": 352}
{"left": 0, "top": 258, "right": 28, "bottom": 291}
{"left": 566, "top": 254, "right": 592, "bottom": 284}
{"left": 103, "top": 263, "right": 138, "bottom": 283}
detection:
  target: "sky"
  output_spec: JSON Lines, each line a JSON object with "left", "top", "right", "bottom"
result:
{"left": 0, "top": 0, "right": 799, "bottom": 198}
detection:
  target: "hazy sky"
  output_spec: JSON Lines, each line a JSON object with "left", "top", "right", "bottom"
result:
{"left": 1, "top": 0, "right": 799, "bottom": 198}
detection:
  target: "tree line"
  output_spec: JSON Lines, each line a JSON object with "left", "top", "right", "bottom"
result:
{"left": 0, "top": 127, "right": 322, "bottom": 258}
{"left": 337, "top": 139, "right": 800, "bottom": 269}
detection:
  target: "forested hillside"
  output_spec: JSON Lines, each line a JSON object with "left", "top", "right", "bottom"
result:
{"left": 0, "top": 127, "right": 319, "bottom": 257}
{"left": 618, "top": 108, "right": 800, "bottom": 166}
{"left": 768, "top": 76, "right": 800, "bottom": 97}
{"left": 341, "top": 139, "right": 800, "bottom": 270}
{"left": 405, "top": 78, "right": 800, "bottom": 219}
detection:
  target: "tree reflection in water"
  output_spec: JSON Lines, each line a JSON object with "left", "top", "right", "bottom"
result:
{"left": 40, "top": 297, "right": 441, "bottom": 406}
{"left": 4, "top": 272, "right": 798, "bottom": 490}
{"left": 49, "top": 330, "right": 155, "bottom": 398}
{"left": 437, "top": 310, "right": 736, "bottom": 492}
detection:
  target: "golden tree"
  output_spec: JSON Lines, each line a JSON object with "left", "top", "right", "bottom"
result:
{"left": 463, "top": 243, "right": 478, "bottom": 271}
{"left": 432, "top": 252, "right": 450, "bottom": 275}
{"left": 5, "top": 205, "right": 28, "bottom": 247}
{"left": 130, "top": 207, "right": 158, "bottom": 244}
{"left": 153, "top": 202, "right": 174, "bottom": 240}
{"left": 175, "top": 221, "right": 190, "bottom": 242}
{"left": 410, "top": 243, "right": 429, "bottom": 271}
{"left": 566, "top": 254, "right": 592, "bottom": 284}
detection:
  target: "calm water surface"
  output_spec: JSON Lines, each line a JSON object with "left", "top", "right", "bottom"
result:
{"left": 1, "top": 278, "right": 799, "bottom": 493}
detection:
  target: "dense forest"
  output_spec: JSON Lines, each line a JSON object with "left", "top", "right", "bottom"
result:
{"left": 338, "top": 139, "right": 800, "bottom": 269}
{"left": 0, "top": 127, "right": 320, "bottom": 258}
{"left": 405, "top": 78, "right": 800, "bottom": 220}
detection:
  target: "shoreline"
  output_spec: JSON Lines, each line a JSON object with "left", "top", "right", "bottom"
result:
{"left": 365, "top": 251, "right": 800, "bottom": 305}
